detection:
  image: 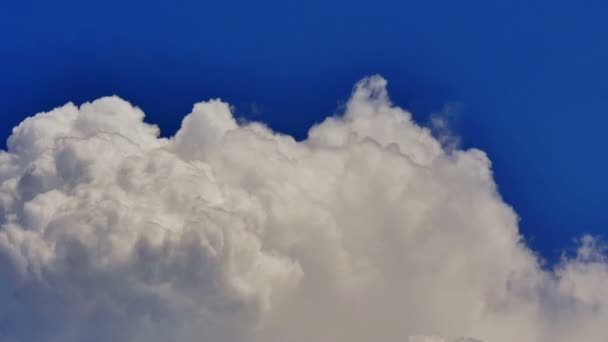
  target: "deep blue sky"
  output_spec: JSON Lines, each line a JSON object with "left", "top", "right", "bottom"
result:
{"left": 1, "top": 0, "right": 607, "bottom": 262}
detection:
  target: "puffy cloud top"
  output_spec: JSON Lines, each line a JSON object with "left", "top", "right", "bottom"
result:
{"left": 0, "top": 76, "right": 606, "bottom": 342}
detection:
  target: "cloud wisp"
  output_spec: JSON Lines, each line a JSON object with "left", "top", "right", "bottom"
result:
{"left": 0, "top": 76, "right": 606, "bottom": 342}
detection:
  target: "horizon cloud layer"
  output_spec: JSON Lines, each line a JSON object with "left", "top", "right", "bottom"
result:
{"left": 0, "top": 76, "right": 607, "bottom": 341}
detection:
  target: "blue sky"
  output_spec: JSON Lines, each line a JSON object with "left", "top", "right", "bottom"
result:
{"left": 1, "top": 0, "right": 607, "bottom": 262}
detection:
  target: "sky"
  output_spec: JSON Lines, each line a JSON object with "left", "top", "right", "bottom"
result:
{"left": 2, "top": 0, "right": 607, "bottom": 262}
{"left": 1, "top": 1, "right": 608, "bottom": 341}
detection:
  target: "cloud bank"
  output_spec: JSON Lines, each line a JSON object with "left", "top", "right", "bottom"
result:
{"left": 0, "top": 76, "right": 607, "bottom": 342}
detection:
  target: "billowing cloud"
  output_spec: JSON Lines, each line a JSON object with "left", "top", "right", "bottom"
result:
{"left": 0, "top": 76, "right": 606, "bottom": 342}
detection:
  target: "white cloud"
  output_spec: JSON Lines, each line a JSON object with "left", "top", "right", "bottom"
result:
{"left": 0, "top": 76, "right": 606, "bottom": 342}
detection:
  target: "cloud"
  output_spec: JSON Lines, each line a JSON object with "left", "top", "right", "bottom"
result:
{"left": 0, "top": 76, "right": 606, "bottom": 342}
{"left": 428, "top": 102, "right": 463, "bottom": 152}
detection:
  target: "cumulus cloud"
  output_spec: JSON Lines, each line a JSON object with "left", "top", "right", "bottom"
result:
{"left": 0, "top": 76, "right": 607, "bottom": 342}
